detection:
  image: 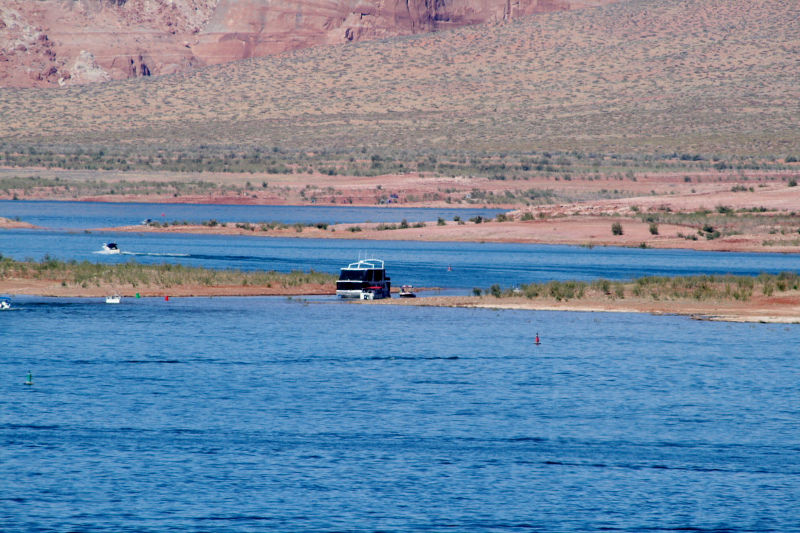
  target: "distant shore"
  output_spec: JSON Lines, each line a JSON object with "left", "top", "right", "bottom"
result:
{"left": 2, "top": 164, "right": 800, "bottom": 254}
{"left": 4, "top": 216, "right": 798, "bottom": 254}
{"left": 95, "top": 217, "right": 800, "bottom": 254}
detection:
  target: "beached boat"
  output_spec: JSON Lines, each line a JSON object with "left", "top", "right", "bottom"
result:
{"left": 0, "top": 297, "right": 11, "bottom": 310}
{"left": 102, "top": 243, "right": 121, "bottom": 254}
{"left": 336, "top": 258, "right": 391, "bottom": 299}
{"left": 399, "top": 285, "right": 417, "bottom": 298}
{"left": 106, "top": 293, "right": 121, "bottom": 304}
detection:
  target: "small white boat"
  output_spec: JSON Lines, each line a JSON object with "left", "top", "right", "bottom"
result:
{"left": 399, "top": 285, "right": 417, "bottom": 298}
{"left": 106, "top": 293, "right": 121, "bottom": 304}
{"left": 102, "top": 243, "right": 121, "bottom": 254}
{"left": 0, "top": 297, "right": 11, "bottom": 310}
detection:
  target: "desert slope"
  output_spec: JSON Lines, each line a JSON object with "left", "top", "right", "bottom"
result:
{"left": 0, "top": 0, "right": 797, "bottom": 155}
{"left": 0, "top": 0, "right": 619, "bottom": 87}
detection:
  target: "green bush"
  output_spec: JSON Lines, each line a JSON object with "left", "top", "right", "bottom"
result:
{"left": 611, "top": 222, "right": 623, "bottom": 235}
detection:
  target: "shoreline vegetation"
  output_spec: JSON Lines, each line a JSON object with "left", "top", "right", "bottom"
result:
{"left": 0, "top": 255, "right": 337, "bottom": 297}
{"left": 1, "top": 256, "right": 798, "bottom": 323}
{"left": 371, "top": 274, "right": 800, "bottom": 324}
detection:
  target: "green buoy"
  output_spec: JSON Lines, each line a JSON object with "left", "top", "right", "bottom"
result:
{"left": 25, "top": 371, "right": 33, "bottom": 386}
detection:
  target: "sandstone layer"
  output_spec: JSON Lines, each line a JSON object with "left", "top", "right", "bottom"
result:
{"left": 193, "top": 0, "right": 618, "bottom": 64}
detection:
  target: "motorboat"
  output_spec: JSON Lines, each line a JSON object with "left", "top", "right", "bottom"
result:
{"left": 399, "top": 285, "right": 417, "bottom": 298}
{"left": 106, "top": 293, "right": 121, "bottom": 304}
{"left": 102, "top": 243, "right": 121, "bottom": 254}
{"left": 336, "top": 258, "right": 391, "bottom": 299}
{"left": 0, "top": 297, "right": 11, "bottom": 310}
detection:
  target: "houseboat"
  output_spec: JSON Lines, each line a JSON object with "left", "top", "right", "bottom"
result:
{"left": 336, "top": 258, "right": 391, "bottom": 299}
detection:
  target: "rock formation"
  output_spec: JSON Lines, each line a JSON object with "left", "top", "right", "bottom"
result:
{"left": 0, "top": 0, "right": 622, "bottom": 87}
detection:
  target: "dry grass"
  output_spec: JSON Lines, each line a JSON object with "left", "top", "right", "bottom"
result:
{"left": 0, "top": 255, "right": 337, "bottom": 291}
{"left": 0, "top": 0, "right": 798, "bottom": 156}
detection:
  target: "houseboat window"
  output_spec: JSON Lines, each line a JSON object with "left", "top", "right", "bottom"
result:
{"left": 339, "top": 270, "right": 367, "bottom": 280}
{"left": 336, "top": 281, "right": 364, "bottom": 290}
{"left": 366, "top": 270, "right": 384, "bottom": 281}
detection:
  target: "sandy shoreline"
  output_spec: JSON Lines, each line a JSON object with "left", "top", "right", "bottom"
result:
{"left": 2, "top": 279, "right": 798, "bottom": 324}
{"left": 2, "top": 215, "right": 791, "bottom": 254}
{"left": 366, "top": 295, "right": 800, "bottom": 324}
{"left": 72, "top": 217, "right": 799, "bottom": 254}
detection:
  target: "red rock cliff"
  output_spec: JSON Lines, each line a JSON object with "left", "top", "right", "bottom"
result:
{"left": 0, "top": 0, "right": 621, "bottom": 87}
{"left": 194, "top": 0, "right": 618, "bottom": 64}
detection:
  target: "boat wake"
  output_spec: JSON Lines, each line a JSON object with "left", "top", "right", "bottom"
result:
{"left": 92, "top": 250, "right": 190, "bottom": 257}
{"left": 121, "top": 252, "right": 191, "bottom": 257}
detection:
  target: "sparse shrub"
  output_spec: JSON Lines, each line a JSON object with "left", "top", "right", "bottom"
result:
{"left": 347, "top": 226, "right": 362, "bottom": 232}
{"left": 611, "top": 222, "right": 623, "bottom": 236}
{"left": 472, "top": 287, "right": 482, "bottom": 296}
{"left": 649, "top": 222, "right": 659, "bottom": 235}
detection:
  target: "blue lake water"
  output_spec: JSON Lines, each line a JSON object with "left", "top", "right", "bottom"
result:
{"left": 2, "top": 297, "right": 799, "bottom": 531}
{"left": 2, "top": 201, "right": 800, "bottom": 530}
{"left": 0, "top": 200, "right": 507, "bottom": 230}
{"left": 2, "top": 228, "right": 800, "bottom": 291}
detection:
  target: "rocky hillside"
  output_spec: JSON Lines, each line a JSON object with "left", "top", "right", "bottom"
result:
{"left": 0, "top": 0, "right": 619, "bottom": 87}
{"left": 194, "top": 0, "right": 617, "bottom": 64}
{"left": 2, "top": 0, "right": 798, "bottom": 156}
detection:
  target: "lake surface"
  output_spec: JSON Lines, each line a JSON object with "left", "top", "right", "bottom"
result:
{"left": 2, "top": 228, "right": 800, "bottom": 291}
{"left": 2, "top": 297, "right": 799, "bottom": 531}
{"left": 0, "top": 200, "right": 507, "bottom": 230}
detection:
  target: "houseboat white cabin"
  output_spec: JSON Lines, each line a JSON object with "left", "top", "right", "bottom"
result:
{"left": 336, "top": 259, "right": 391, "bottom": 299}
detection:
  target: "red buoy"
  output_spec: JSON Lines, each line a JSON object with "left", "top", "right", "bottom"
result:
{"left": 165, "top": 295, "right": 169, "bottom": 301}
